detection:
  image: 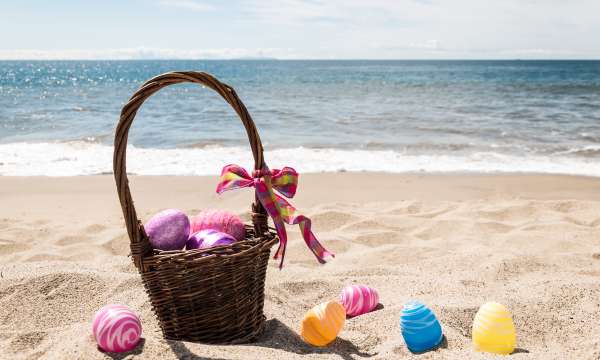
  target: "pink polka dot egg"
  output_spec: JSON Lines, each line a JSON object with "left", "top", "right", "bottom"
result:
{"left": 92, "top": 304, "right": 142, "bottom": 353}
{"left": 340, "top": 284, "right": 380, "bottom": 317}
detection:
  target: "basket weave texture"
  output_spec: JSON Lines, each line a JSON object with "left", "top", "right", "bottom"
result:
{"left": 113, "top": 71, "right": 278, "bottom": 344}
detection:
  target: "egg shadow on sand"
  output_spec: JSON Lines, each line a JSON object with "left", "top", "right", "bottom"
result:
{"left": 102, "top": 338, "right": 146, "bottom": 360}
{"left": 249, "top": 319, "right": 375, "bottom": 360}
{"left": 347, "top": 303, "right": 384, "bottom": 319}
{"left": 407, "top": 335, "right": 448, "bottom": 355}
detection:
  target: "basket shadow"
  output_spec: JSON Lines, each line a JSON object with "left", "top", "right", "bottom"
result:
{"left": 250, "top": 319, "right": 375, "bottom": 359}
{"left": 166, "top": 340, "right": 230, "bottom": 360}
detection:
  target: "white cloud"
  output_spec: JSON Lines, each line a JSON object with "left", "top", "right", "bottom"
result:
{"left": 235, "top": 0, "right": 600, "bottom": 59}
{"left": 1, "top": 0, "right": 599, "bottom": 59}
{"left": 0, "top": 47, "right": 295, "bottom": 60}
{"left": 240, "top": 0, "right": 431, "bottom": 24}
{"left": 157, "top": 0, "right": 214, "bottom": 12}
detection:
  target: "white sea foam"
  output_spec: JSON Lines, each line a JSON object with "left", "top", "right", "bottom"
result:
{"left": 1, "top": 141, "right": 600, "bottom": 177}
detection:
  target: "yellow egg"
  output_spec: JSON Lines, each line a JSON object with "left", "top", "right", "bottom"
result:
{"left": 300, "top": 301, "right": 346, "bottom": 346}
{"left": 472, "top": 302, "right": 516, "bottom": 355}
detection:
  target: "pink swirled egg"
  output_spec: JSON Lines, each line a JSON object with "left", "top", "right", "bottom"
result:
{"left": 190, "top": 210, "right": 245, "bottom": 241}
{"left": 92, "top": 304, "right": 142, "bottom": 353}
{"left": 186, "top": 229, "right": 236, "bottom": 250}
{"left": 339, "top": 284, "right": 380, "bottom": 317}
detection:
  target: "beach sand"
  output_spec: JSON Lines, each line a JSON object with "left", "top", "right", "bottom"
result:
{"left": 1, "top": 173, "right": 599, "bottom": 359}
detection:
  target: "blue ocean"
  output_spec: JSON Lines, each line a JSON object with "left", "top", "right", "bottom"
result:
{"left": 1, "top": 60, "right": 599, "bottom": 176}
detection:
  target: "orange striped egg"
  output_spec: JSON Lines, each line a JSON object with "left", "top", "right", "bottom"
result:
{"left": 300, "top": 301, "right": 346, "bottom": 346}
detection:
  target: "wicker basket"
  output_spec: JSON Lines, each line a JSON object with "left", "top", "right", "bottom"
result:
{"left": 113, "top": 71, "right": 278, "bottom": 344}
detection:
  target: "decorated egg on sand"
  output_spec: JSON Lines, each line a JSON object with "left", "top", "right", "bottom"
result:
{"left": 190, "top": 210, "right": 245, "bottom": 241}
{"left": 339, "top": 284, "right": 379, "bottom": 317}
{"left": 144, "top": 209, "right": 189, "bottom": 251}
{"left": 92, "top": 304, "right": 142, "bottom": 353}
{"left": 186, "top": 229, "right": 236, "bottom": 250}
{"left": 300, "top": 301, "right": 346, "bottom": 347}
{"left": 400, "top": 300, "right": 443, "bottom": 353}
{"left": 472, "top": 302, "right": 516, "bottom": 355}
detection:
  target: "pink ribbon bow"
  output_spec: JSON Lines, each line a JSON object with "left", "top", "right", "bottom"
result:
{"left": 216, "top": 164, "right": 334, "bottom": 268}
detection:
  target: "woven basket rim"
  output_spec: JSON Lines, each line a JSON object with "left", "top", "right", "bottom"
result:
{"left": 146, "top": 232, "right": 278, "bottom": 260}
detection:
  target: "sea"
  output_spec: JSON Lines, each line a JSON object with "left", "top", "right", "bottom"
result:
{"left": 1, "top": 60, "right": 599, "bottom": 176}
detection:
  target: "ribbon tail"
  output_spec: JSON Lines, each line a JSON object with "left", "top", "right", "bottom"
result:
{"left": 271, "top": 218, "right": 288, "bottom": 269}
{"left": 254, "top": 179, "right": 289, "bottom": 269}
{"left": 294, "top": 215, "right": 335, "bottom": 264}
{"left": 273, "top": 194, "right": 335, "bottom": 265}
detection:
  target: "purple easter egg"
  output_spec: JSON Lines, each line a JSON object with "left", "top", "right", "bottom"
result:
{"left": 144, "top": 209, "right": 190, "bottom": 251}
{"left": 186, "top": 230, "right": 206, "bottom": 249}
{"left": 92, "top": 304, "right": 141, "bottom": 353}
{"left": 186, "top": 229, "right": 236, "bottom": 250}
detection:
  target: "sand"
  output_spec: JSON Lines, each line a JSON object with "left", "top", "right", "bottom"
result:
{"left": 1, "top": 173, "right": 599, "bottom": 359}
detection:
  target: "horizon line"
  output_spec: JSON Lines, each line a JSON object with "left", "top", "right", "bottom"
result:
{"left": 1, "top": 58, "right": 599, "bottom": 61}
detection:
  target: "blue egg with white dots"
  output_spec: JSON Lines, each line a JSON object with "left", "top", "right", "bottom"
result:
{"left": 400, "top": 300, "right": 443, "bottom": 353}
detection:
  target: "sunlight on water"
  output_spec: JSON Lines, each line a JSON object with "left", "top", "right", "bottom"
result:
{"left": 1, "top": 60, "right": 599, "bottom": 175}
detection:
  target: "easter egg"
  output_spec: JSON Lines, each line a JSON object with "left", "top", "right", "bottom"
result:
{"left": 300, "top": 301, "right": 345, "bottom": 347}
{"left": 190, "top": 210, "right": 245, "bottom": 241}
{"left": 339, "top": 284, "right": 379, "bottom": 317}
{"left": 92, "top": 304, "right": 142, "bottom": 353}
{"left": 144, "top": 209, "right": 190, "bottom": 251}
{"left": 400, "top": 300, "right": 443, "bottom": 353}
{"left": 472, "top": 302, "right": 516, "bottom": 355}
{"left": 186, "top": 229, "right": 236, "bottom": 250}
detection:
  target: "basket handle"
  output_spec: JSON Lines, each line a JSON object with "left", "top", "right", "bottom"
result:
{"left": 113, "top": 71, "right": 268, "bottom": 270}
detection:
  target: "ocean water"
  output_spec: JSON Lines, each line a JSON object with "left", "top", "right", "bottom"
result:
{"left": 1, "top": 60, "right": 599, "bottom": 176}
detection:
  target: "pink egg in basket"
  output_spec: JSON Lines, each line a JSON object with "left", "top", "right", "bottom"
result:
{"left": 186, "top": 229, "right": 237, "bottom": 250}
{"left": 340, "top": 284, "right": 380, "bottom": 317}
{"left": 92, "top": 304, "right": 142, "bottom": 353}
{"left": 190, "top": 210, "right": 245, "bottom": 241}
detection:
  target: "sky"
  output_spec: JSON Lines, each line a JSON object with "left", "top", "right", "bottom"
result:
{"left": 1, "top": 0, "right": 599, "bottom": 60}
